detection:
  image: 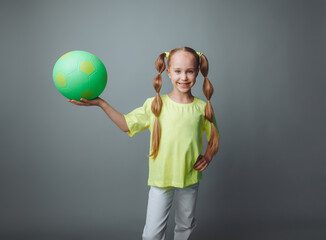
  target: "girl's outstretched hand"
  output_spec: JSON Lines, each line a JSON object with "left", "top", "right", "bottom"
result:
{"left": 68, "top": 97, "right": 102, "bottom": 106}
{"left": 193, "top": 155, "right": 211, "bottom": 172}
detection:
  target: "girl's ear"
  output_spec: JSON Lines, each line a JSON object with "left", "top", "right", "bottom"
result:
{"left": 166, "top": 68, "right": 171, "bottom": 78}
{"left": 195, "top": 68, "right": 199, "bottom": 77}
{"left": 193, "top": 68, "right": 199, "bottom": 78}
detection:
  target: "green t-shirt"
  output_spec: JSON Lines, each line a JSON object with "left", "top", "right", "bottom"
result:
{"left": 124, "top": 94, "right": 220, "bottom": 188}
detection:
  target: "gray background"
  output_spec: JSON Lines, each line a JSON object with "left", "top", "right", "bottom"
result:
{"left": 1, "top": 0, "right": 325, "bottom": 239}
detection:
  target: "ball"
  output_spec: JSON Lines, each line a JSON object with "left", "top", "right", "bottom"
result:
{"left": 53, "top": 50, "right": 107, "bottom": 100}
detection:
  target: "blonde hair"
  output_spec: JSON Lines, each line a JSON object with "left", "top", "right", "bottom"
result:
{"left": 149, "top": 46, "right": 219, "bottom": 159}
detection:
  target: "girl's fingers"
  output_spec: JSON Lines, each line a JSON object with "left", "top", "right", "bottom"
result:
{"left": 80, "top": 98, "right": 97, "bottom": 106}
{"left": 68, "top": 99, "right": 90, "bottom": 106}
{"left": 194, "top": 162, "right": 208, "bottom": 172}
{"left": 193, "top": 159, "right": 203, "bottom": 168}
{"left": 193, "top": 160, "right": 200, "bottom": 168}
{"left": 193, "top": 156, "right": 211, "bottom": 172}
{"left": 195, "top": 160, "right": 206, "bottom": 169}
{"left": 197, "top": 163, "right": 208, "bottom": 172}
{"left": 193, "top": 156, "right": 205, "bottom": 168}
{"left": 79, "top": 98, "right": 89, "bottom": 104}
{"left": 194, "top": 159, "right": 206, "bottom": 169}
{"left": 69, "top": 99, "right": 78, "bottom": 104}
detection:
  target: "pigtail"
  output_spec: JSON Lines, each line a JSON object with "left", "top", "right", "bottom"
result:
{"left": 148, "top": 53, "right": 166, "bottom": 159}
{"left": 200, "top": 54, "right": 219, "bottom": 156}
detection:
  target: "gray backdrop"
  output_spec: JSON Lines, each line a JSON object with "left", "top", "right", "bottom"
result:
{"left": 1, "top": 0, "right": 325, "bottom": 239}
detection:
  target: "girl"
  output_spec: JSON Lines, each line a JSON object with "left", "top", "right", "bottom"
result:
{"left": 69, "top": 46, "right": 220, "bottom": 240}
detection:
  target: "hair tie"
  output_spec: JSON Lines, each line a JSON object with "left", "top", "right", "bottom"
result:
{"left": 196, "top": 51, "right": 203, "bottom": 57}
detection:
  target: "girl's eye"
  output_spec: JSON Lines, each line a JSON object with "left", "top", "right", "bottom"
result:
{"left": 175, "top": 70, "right": 180, "bottom": 73}
{"left": 188, "top": 71, "right": 194, "bottom": 73}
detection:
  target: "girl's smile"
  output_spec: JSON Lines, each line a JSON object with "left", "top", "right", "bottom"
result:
{"left": 177, "top": 82, "right": 191, "bottom": 88}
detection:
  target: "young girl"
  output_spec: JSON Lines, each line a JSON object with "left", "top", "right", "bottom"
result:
{"left": 69, "top": 46, "right": 220, "bottom": 240}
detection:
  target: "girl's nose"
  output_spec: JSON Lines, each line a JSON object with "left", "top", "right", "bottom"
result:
{"left": 181, "top": 72, "right": 187, "bottom": 80}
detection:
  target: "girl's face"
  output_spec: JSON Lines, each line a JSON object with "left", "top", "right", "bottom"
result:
{"left": 167, "top": 51, "right": 199, "bottom": 95}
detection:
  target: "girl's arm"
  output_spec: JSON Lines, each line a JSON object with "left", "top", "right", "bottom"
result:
{"left": 68, "top": 97, "right": 129, "bottom": 132}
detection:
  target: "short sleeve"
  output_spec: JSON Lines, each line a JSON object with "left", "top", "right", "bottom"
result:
{"left": 204, "top": 114, "right": 221, "bottom": 141}
{"left": 124, "top": 98, "right": 153, "bottom": 137}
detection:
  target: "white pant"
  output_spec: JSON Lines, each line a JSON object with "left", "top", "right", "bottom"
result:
{"left": 142, "top": 183, "right": 199, "bottom": 240}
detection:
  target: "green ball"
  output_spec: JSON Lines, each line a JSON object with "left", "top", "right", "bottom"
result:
{"left": 53, "top": 50, "right": 107, "bottom": 100}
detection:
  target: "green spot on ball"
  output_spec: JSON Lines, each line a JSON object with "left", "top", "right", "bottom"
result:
{"left": 81, "top": 89, "right": 95, "bottom": 99}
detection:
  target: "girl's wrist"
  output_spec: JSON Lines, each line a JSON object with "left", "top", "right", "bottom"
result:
{"left": 203, "top": 154, "right": 212, "bottom": 162}
{"left": 98, "top": 98, "right": 106, "bottom": 108}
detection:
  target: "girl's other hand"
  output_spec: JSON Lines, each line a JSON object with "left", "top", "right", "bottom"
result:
{"left": 193, "top": 154, "right": 211, "bottom": 172}
{"left": 68, "top": 97, "right": 102, "bottom": 107}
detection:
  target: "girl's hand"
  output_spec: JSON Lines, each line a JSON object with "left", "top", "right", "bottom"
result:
{"left": 193, "top": 155, "right": 211, "bottom": 172}
{"left": 68, "top": 97, "right": 102, "bottom": 107}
